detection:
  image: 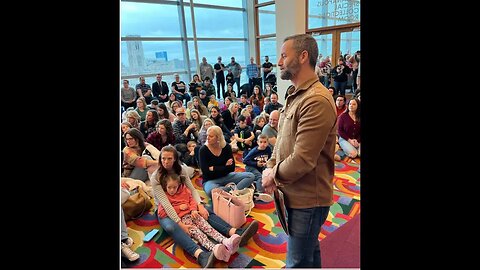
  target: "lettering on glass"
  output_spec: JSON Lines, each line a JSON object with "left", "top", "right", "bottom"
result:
{"left": 316, "top": 0, "right": 360, "bottom": 22}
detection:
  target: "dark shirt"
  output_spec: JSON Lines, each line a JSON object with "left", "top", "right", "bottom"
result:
{"left": 262, "top": 62, "right": 273, "bottom": 78}
{"left": 264, "top": 102, "right": 284, "bottom": 114}
{"left": 146, "top": 131, "right": 175, "bottom": 151}
{"left": 243, "top": 146, "right": 272, "bottom": 171}
{"left": 173, "top": 119, "right": 197, "bottom": 144}
{"left": 171, "top": 81, "right": 187, "bottom": 94}
{"left": 152, "top": 81, "right": 169, "bottom": 99}
{"left": 233, "top": 125, "right": 253, "bottom": 151}
{"left": 221, "top": 110, "right": 236, "bottom": 131}
{"left": 135, "top": 83, "right": 151, "bottom": 95}
{"left": 214, "top": 63, "right": 225, "bottom": 81}
{"left": 337, "top": 112, "right": 360, "bottom": 142}
{"left": 226, "top": 73, "right": 235, "bottom": 86}
{"left": 199, "top": 144, "right": 235, "bottom": 181}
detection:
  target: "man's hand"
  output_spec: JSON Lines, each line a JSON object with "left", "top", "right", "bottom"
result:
{"left": 262, "top": 168, "right": 277, "bottom": 193}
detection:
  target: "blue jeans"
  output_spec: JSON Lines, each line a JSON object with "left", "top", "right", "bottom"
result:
{"left": 286, "top": 206, "right": 330, "bottom": 268}
{"left": 203, "top": 172, "right": 255, "bottom": 198}
{"left": 334, "top": 81, "right": 347, "bottom": 95}
{"left": 157, "top": 214, "right": 200, "bottom": 257}
{"left": 245, "top": 166, "right": 264, "bottom": 192}
{"left": 155, "top": 207, "right": 236, "bottom": 257}
{"left": 338, "top": 136, "right": 359, "bottom": 158}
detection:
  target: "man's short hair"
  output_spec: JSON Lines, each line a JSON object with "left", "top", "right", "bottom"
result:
{"left": 283, "top": 34, "right": 318, "bottom": 69}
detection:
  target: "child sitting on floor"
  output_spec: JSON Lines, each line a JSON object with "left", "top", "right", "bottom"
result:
{"left": 158, "top": 173, "right": 241, "bottom": 262}
{"left": 242, "top": 134, "right": 273, "bottom": 202}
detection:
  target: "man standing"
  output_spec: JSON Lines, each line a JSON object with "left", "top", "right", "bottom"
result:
{"left": 262, "top": 34, "right": 337, "bottom": 268}
{"left": 214, "top": 56, "right": 226, "bottom": 99}
{"left": 199, "top": 57, "right": 214, "bottom": 82}
{"left": 246, "top": 57, "right": 260, "bottom": 95}
{"left": 227, "top": 57, "right": 242, "bottom": 95}
{"left": 262, "top": 55, "right": 273, "bottom": 87}
{"left": 152, "top": 73, "right": 169, "bottom": 102}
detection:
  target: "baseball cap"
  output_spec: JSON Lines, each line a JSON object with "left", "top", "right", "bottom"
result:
{"left": 200, "top": 90, "right": 206, "bottom": 95}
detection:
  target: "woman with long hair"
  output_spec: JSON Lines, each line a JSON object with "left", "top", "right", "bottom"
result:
{"left": 150, "top": 146, "right": 259, "bottom": 266}
{"left": 337, "top": 98, "right": 361, "bottom": 158}
{"left": 122, "top": 128, "right": 159, "bottom": 181}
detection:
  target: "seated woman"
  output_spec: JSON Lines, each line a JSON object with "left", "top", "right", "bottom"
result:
{"left": 199, "top": 126, "right": 255, "bottom": 198}
{"left": 150, "top": 146, "right": 259, "bottom": 267}
{"left": 122, "top": 128, "right": 159, "bottom": 182}
{"left": 159, "top": 173, "right": 240, "bottom": 262}
{"left": 156, "top": 103, "right": 175, "bottom": 123}
{"left": 146, "top": 119, "right": 176, "bottom": 152}
{"left": 337, "top": 98, "right": 361, "bottom": 158}
{"left": 197, "top": 118, "right": 214, "bottom": 146}
{"left": 121, "top": 180, "right": 140, "bottom": 262}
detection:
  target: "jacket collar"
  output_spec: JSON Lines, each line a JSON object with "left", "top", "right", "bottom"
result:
{"left": 287, "top": 74, "right": 320, "bottom": 97}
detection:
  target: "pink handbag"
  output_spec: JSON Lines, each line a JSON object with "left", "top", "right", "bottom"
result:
{"left": 211, "top": 188, "right": 246, "bottom": 228}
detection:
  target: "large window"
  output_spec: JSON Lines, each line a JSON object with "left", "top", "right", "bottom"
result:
{"left": 259, "top": 37, "right": 277, "bottom": 64}
{"left": 121, "top": 0, "right": 248, "bottom": 89}
{"left": 185, "top": 7, "right": 245, "bottom": 38}
{"left": 340, "top": 30, "right": 360, "bottom": 56}
{"left": 121, "top": 2, "right": 181, "bottom": 37}
{"left": 308, "top": 0, "right": 360, "bottom": 29}
{"left": 121, "top": 40, "right": 186, "bottom": 78}
{"left": 255, "top": 1, "right": 276, "bottom": 73}
{"left": 193, "top": 0, "right": 243, "bottom": 8}
{"left": 258, "top": 4, "right": 276, "bottom": 36}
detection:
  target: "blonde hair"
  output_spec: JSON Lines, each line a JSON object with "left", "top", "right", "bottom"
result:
{"left": 207, "top": 125, "right": 226, "bottom": 148}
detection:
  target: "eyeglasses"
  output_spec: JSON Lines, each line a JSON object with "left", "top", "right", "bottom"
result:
{"left": 125, "top": 137, "right": 135, "bottom": 141}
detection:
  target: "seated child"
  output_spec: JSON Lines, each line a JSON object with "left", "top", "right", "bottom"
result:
{"left": 242, "top": 134, "right": 273, "bottom": 202}
{"left": 233, "top": 115, "right": 255, "bottom": 153}
{"left": 208, "top": 95, "right": 219, "bottom": 109}
{"left": 182, "top": 141, "right": 199, "bottom": 167}
{"left": 158, "top": 173, "right": 241, "bottom": 262}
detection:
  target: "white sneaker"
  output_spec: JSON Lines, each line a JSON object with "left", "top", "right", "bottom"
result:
{"left": 124, "top": 237, "right": 134, "bottom": 247}
{"left": 121, "top": 242, "right": 140, "bottom": 261}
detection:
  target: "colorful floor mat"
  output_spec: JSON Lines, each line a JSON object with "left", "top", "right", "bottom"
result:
{"left": 123, "top": 154, "right": 360, "bottom": 268}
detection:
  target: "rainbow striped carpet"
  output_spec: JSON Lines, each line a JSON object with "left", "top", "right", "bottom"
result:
{"left": 123, "top": 154, "right": 360, "bottom": 268}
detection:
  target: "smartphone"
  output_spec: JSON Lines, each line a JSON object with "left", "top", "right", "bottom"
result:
{"left": 143, "top": 229, "right": 159, "bottom": 242}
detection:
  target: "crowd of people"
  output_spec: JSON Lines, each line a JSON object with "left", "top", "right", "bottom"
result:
{"left": 120, "top": 45, "right": 361, "bottom": 267}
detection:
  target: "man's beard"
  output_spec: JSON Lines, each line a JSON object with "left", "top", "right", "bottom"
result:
{"left": 280, "top": 59, "right": 300, "bottom": 80}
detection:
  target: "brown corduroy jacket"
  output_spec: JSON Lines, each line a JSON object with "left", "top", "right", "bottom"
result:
{"left": 269, "top": 75, "right": 337, "bottom": 209}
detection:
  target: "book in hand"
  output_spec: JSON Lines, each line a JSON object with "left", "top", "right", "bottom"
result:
{"left": 273, "top": 189, "right": 288, "bottom": 235}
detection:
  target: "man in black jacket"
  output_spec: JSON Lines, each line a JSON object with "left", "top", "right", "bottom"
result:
{"left": 152, "top": 73, "right": 169, "bottom": 102}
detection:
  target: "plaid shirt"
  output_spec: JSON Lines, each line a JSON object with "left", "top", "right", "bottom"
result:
{"left": 247, "top": 63, "right": 259, "bottom": 79}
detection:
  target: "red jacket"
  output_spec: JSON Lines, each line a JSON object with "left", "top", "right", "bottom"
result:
{"left": 158, "top": 184, "right": 197, "bottom": 218}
